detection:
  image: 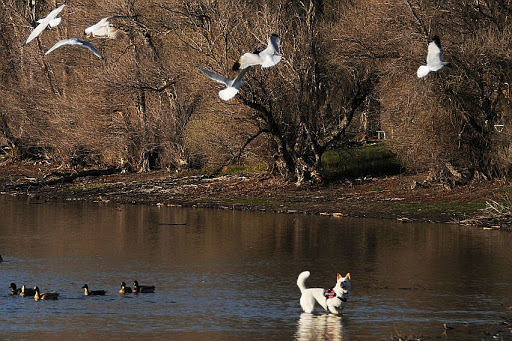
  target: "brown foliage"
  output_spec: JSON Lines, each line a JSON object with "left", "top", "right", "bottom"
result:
{"left": 0, "top": 0, "right": 199, "bottom": 171}
{"left": 0, "top": 0, "right": 511, "bottom": 184}
{"left": 331, "top": 0, "right": 512, "bottom": 179}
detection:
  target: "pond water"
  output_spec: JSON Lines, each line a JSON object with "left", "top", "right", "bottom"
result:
{"left": 1, "top": 195, "right": 511, "bottom": 340}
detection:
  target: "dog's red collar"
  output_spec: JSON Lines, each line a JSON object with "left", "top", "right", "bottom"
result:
{"left": 324, "top": 288, "right": 348, "bottom": 302}
{"left": 324, "top": 288, "right": 337, "bottom": 299}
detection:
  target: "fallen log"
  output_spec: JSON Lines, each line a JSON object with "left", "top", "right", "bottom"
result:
{"left": 3, "top": 167, "right": 122, "bottom": 191}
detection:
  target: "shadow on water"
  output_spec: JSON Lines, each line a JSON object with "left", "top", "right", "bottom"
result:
{"left": 1, "top": 195, "right": 512, "bottom": 339}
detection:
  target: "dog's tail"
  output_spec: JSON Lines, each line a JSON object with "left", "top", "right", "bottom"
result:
{"left": 297, "top": 271, "right": 310, "bottom": 294}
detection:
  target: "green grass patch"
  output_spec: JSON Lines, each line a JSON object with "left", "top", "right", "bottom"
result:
{"left": 220, "top": 161, "right": 267, "bottom": 176}
{"left": 397, "top": 201, "right": 487, "bottom": 214}
{"left": 322, "top": 143, "right": 402, "bottom": 179}
{"left": 499, "top": 186, "right": 512, "bottom": 194}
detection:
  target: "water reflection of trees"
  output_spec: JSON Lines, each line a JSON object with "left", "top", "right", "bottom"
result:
{"left": 3, "top": 201, "right": 512, "bottom": 295}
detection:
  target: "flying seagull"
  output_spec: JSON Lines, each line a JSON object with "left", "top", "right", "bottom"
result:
{"left": 417, "top": 35, "right": 450, "bottom": 78}
{"left": 45, "top": 38, "right": 103, "bottom": 59}
{"left": 199, "top": 66, "right": 251, "bottom": 101}
{"left": 24, "top": 4, "right": 65, "bottom": 45}
{"left": 233, "top": 34, "right": 281, "bottom": 71}
{"left": 85, "top": 17, "right": 120, "bottom": 39}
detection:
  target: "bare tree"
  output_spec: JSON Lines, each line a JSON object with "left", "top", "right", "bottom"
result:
{"left": 0, "top": 0, "right": 200, "bottom": 172}
{"left": 335, "top": 0, "right": 512, "bottom": 182}
{"left": 172, "top": 0, "right": 374, "bottom": 184}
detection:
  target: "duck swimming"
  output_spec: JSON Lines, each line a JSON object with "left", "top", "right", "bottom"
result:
{"left": 33, "top": 286, "right": 59, "bottom": 300}
{"left": 82, "top": 284, "right": 106, "bottom": 296}
{"left": 8, "top": 283, "right": 21, "bottom": 295}
{"left": 20, "top": 285, "right": 36, "bottom": 297}
{"left": 119, "top": 282, "right": 132, "bottom": 294}
{"left": 133, "top": 280, "right": 155, "bottom": 293}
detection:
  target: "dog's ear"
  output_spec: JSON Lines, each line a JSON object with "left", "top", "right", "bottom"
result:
{"left": 337, "top": 273, "right": 342, "bottom": 281}
{"left": 345, "top": 273, "right": 351, "bottom": 280}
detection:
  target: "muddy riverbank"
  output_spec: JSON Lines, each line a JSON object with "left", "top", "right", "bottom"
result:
{"left": 1, "top": 162, "right": 511, "bottom": 230}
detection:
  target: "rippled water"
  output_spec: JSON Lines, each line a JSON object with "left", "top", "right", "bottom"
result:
{"left": 1, "top": 195, "right": 511, "bottom": 340}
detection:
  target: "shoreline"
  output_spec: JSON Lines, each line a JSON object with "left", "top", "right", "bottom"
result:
{"left": 1, "top": 164, "right": 510, "bottom": 230}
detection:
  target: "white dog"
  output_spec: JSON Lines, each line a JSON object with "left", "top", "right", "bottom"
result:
{"left": 297, "top": 271, "right": 351, "bottom": 314}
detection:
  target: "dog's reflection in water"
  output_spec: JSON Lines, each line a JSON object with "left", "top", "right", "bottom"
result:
{"left": 295, "top": 313, "right": 344, "bottom": 341}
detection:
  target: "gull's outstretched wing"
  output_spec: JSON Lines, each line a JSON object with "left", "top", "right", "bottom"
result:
{"left": 237, "top": 52, "right": 264, "bottom": 70}
{"left": 78, "top": 39, "right": 103, "bottom": 59}
{"left": 232, "top": 66, "right": 251, "bottom": 89}
{"left": 199, "top": 67, "right": 230, "bottom": 85}
{"left": 85, "top": 17, "right": 109, "bottom": 34}
{"left": 263, "top": 34, "right": 280, "bottom": 55}
{"left": 426, "top": 36, "right": 443, "bottom": 67}
{"left": 45, "top": 38, "right": 103, "bottom": 59}
{"left": 47, "top": 4, "right": 66, "bottom": 20}
{"left": 85, "top": 17, "right": 120, "bottom": 39}
{"left": 25, "top": 22, "right": 48, "bottom": 45}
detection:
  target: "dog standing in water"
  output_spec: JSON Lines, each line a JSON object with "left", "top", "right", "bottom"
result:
{"left": 297, "top": 271, "right": 351, "bottom": 314}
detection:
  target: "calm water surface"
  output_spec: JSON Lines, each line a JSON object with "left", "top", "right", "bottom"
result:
{"left": 1, "top": 195, "right": 511, "bottom": 340}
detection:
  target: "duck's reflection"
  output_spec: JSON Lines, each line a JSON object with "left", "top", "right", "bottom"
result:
{"left": 295, "top": 313, "right": 344, "bottom": 340}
